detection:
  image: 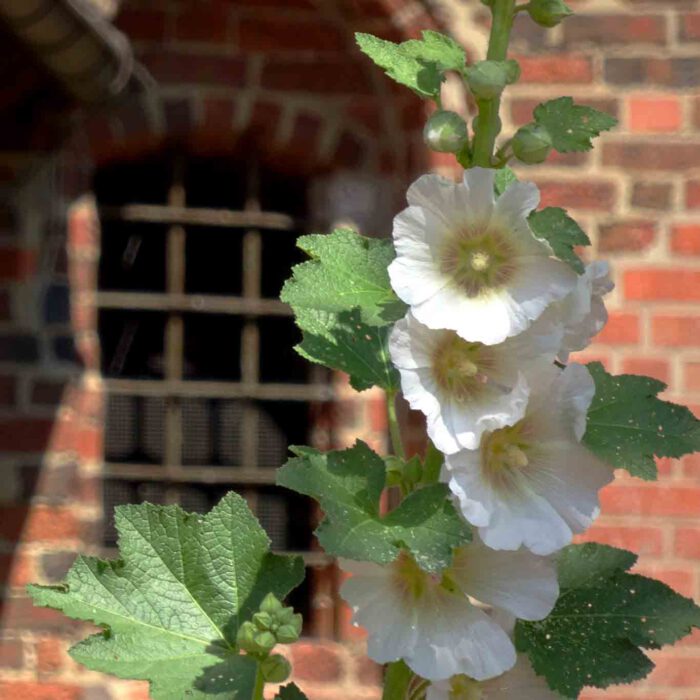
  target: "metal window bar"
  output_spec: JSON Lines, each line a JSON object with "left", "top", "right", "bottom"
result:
{"left": 98, "top": 157, "right": 331, "bottom": 569}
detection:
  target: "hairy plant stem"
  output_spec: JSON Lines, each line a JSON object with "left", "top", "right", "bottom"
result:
{"left": 387, "top": 390, "right": 406, "bottom": 460}
{"left": 252, "top": 663, "right": 265, "bottom": 700}
{"left": 471, "top": 0, "right": 516, "bottom": 167}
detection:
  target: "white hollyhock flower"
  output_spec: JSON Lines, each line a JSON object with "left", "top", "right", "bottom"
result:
{"left": 339, "top": 543, "right": 558, "bottom": 682}
{"left": 535, "top": 260, "right": 614, "bottom": 362}
{"left": 427, "top": 655, "right": 561, "bottom": 700}
{"left": 445, "top": 363, "right": 614, "bottom": 556}
{"left": 388, "top": 169, "right": 577, "bottom": 345}
{"left": 389, "top": 311, "right": 560, "bottom": 453}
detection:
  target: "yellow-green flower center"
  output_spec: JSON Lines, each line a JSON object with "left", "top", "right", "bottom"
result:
{"left": 449, "top": 674, "right": 483, "bottom": 700}
{"left": 440, "top": 225, "right": 517, "bottom": 297}
{"left": 481, "top": 420, "right": 531, "bottom": 487}
{"left": 392, "top": 551, "right": 432, "bottom": 602}
{"left": 431, "top": 333, "right": 496, "bottom": 403}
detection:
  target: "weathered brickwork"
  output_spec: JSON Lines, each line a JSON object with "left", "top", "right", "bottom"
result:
{"left": 0, "top": 0, "right": 699, "bottom": 698}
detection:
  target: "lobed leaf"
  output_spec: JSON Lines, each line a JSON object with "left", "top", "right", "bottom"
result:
{"left": 276, "top": 683, "right": 309, "bottom": 700}
{"left": 534, "top": 97, "right": 617, "bottom": 153}
{"left": 528, "top": 207, "right": 590, "bottom": 274}
{"left": 516, "top": 543, "right": 700, "bottom": 698}
{"left": 294, "top": 308, "right": 399, "bottom": 392}
{"left": 584, "top": 362, "right": 700, "bottom": 480}
{"left": 277, "top": 441, "right": 471, "bottom": 572}
{"left": 28, "top": 493, "right": 304, "bottom": 700}
{"left": 355, "top": 31, "right": 465, "bottom": 98}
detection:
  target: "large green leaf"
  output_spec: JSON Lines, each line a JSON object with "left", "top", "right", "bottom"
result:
{"left": 584, "top": 362, "right": 700, "bottom": 480}
{"left": 281, "top": 228, "right": 405, "bottom": 391}
{"left": 528, "top": 207, "right": 590, "bottom": 274}
{"left": 281, "top": 228, "right": 404, "bottom": 327}
{"left": 295, "top": 307, "right": 398, "bottom": 392}
{"left": 516, "top": 543, "right": 700, "bottom": 698}
{"left": 534, "top": 97, "right": 617, "bottom": 153}
{"left": 28, "top": 493, "right": 304, "bottom": 700}
{"left": 355, "top": 32, "right": 465, "bottom": 98}
{"left": 277, "top": 441, "right": 470, "bottom": 572}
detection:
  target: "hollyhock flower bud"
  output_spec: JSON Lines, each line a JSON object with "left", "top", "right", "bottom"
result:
{"left": 465, "top": 61, "right": 509, "bottom": 100}
{"left": 424, "top": 110, "right": 469, "bottom": 153}
{"left": 528, "top": 0, "right": 573, "bottom": 28}
{"left": 261, "top": 654, "right": 292, "bottom": 683}
{"left": 512, "top": 123, "right": 553, "bottom": 164}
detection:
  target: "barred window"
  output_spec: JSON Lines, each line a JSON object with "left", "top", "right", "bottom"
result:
{"left": 95, "top": 155, "right": 333, "bottom": 625}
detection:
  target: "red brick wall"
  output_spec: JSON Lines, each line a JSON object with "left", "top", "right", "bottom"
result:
{"left": 1, "top": 1, "right": 700, "bottom": 699}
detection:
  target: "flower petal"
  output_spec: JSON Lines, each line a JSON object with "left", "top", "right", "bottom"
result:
{"left": 451, "top": 542, "right": 559, "bottom": 621}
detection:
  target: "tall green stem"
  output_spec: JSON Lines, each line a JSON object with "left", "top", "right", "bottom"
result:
{"left": 471, "top": 0, "right": 516, "bottom": 166}
{"left": 387, "top": 390, "right": 405, "bottom": 460}
{"left": 252, "top": 664, "right": 265, "bottom": 700}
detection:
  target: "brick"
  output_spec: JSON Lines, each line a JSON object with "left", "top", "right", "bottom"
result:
{"left": 0, "top": 596, "right": 75, "bottom": 633}
{"left": 624, "top": 270, "right": 700, "bottom": 301}
{"left": 114, "top": 9, "right": 167, "bottom": 41}
{"left": 631, "top": 181, "right": 672, "bottom": 210}
{"left": 621, "top": 357, "right": 670, "bottom": 383}
{"left": 598, "top": 221, "right": 655, "bottom": 252}
{"left": 680, "top": 13, "right": 700, "bottom": 41}
{"left": 139, "top": 51, "right": 246, "bottom": 87}
{"left": 40, "top": 551, "right": 77, "bottom": 583}
{"left": 686, "top": 179, "right": 700, "bottom": 209}
{"left": 36, "top": 638, "right": 64, "bottom": 673}
{"left": 0, "top": 334, "right": 39, "bottom": 362}
{"left": 563, "top": 14, "right": 666, "bottom": 46}
{"left": 604, "top": 140, "right": 700, "bottom": 171}
{"left": 0, "top": 418, "right": 53, "bottom": 452}
{"left": 593, "top": 312, "right": 640, "bottom": 345}
{"left": 646, "top": 654, "right": 700, "bottom": 687}
{"left": 175, "top": 5, "right": 230, "bottom": 43}
{"left": 600, "top": 483, "right": 700, "bottom": 517}
{"left": 605, "top": 57, "right": 700, "bottom": 88}
{"left": 579, "top": 524, "right": 664, "bottom": 557}
{"left": 0, "top": 639, "right": 23, "bottom": 669}
{"left": 238, "top": 17, "right": 344, "bottom": 51}
{"left": 535, "top": 179, "right": 616, "bottom": 211}
{"left": 0, "top": 373, "right": 15, "bottom": 406}
{"left": 686, "top": 361, "right": 700, "bottom": 391}
{"left": 683, "top": 453, "right": 700, "bottom": 478}
{"left": 515, "top": 53, "right": 593, "bottom": 84}
{"left": 334, "top": 130, "right": 365, "bottom": 168}
{"left": 24, "top": 505, "right": 81, "bottom": 542}
{"left": 291, "top": 642, "right": 342, "bottom": 682}
{"left": 0, "top": 682, "right": 80, "bottom": 700}
{"left": 0, "top": 288, "right": 10, "bottom": 320}
{"left": 671, "top": 224, "right": 700, "bottom": 255}
{"left": 0, "top": 247, "right": 37, "bottom": 280}
{"left": 30, "top": 379, "right": 67, "bottom": 406}
{"left": 628, "top": 96, "right": 682, "bottom": 133}
{"left": 262, "top": 58, "right": 372, "bottom": 93}
{"left": 675, "top": 526, "right": 700, "bottom": 558}
{"left": 653, "top": 315, "right": 700, "bottom": 346}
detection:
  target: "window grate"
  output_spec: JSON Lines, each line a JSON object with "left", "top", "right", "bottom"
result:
{"left": 96, "top": 157, "right": 334, "bottom": 627}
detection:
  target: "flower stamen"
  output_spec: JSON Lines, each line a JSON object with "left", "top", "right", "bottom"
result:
{"left": 431, "top": 334, "right": 496, "bottom": 403}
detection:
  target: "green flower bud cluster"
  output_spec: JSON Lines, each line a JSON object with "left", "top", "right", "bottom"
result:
{"left": 236, "top": 593, "right": 303, "bottom": 658}
{"left": 511, "top": 123, "right": 553, "bottom": 164}
{"left": 465, "top": 59, "right": 520, "bottom": 100}
{"left": 527, "top": 0, "right": 573, "bottom": 28}
{"left": 386, "top": 455, "right": 424, "bottom": 492}
{"left": 423, "top": 110, "right": 468, "bottom": 154}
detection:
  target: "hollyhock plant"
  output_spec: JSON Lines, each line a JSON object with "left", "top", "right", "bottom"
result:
{"left": 388, "top": 169, "right": 577, "bottom": 346}
{"left": 25, "top": 4, "right": 700, "bottom": 700}
{"left": 339, "top": 542, "right": 558, "bottom": 682}
{"left": 389, "top": 311, "right": 561, "bottom": 453}
{"left": 426, "top": 655, "right": 562, "bottom": 700}
{"left": 445, "top": 363, "right": 613, "bottom": 555}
